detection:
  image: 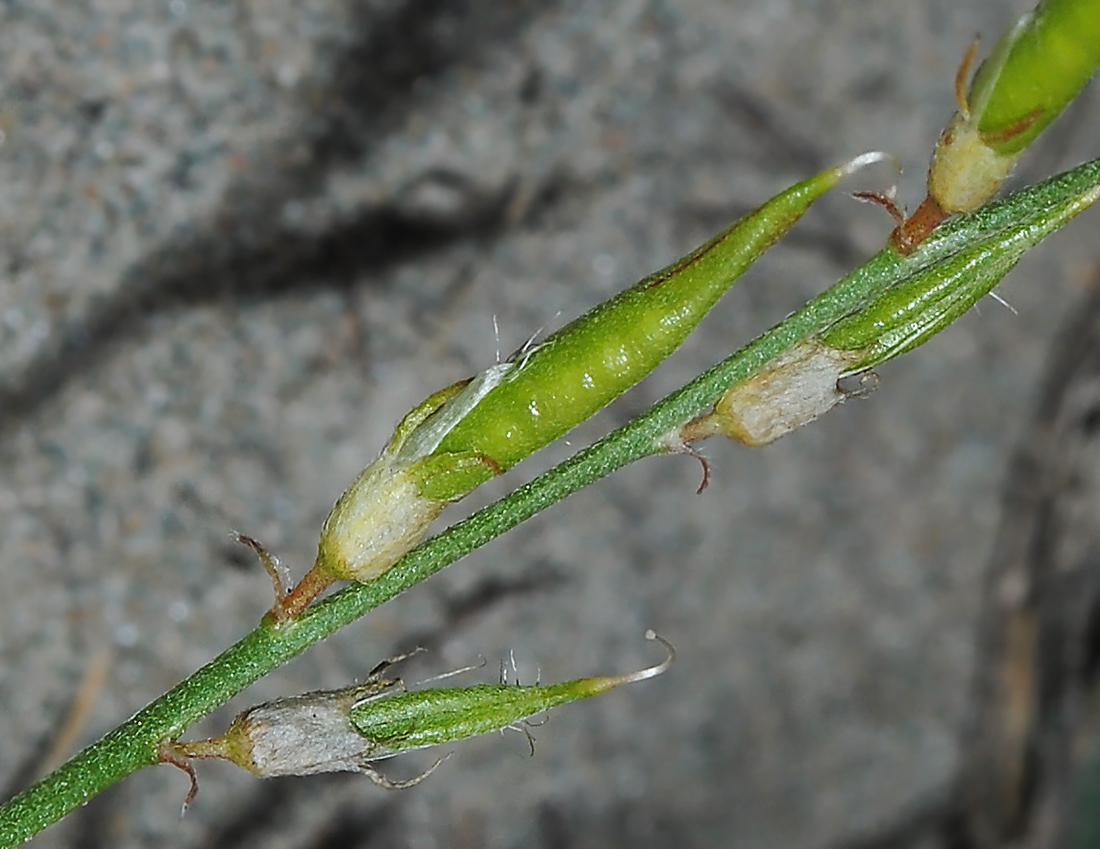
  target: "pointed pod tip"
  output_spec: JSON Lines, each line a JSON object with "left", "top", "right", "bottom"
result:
{"left": 627, "top": 630, "right": 675, "bottom": 683}
{"left": 579, "top": 631, "right": 676, "bottom": 694}
{"left": 839, "top": 151, "right": 902, "bottom": 180}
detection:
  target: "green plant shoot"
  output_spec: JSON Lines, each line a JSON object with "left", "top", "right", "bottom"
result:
{"left": 3, "top": 155, "right": 1099, "bottom": 849}
{"left": 171, "top": 632, "right": 672, "bottom": 795}
{"left": 3, "top": 0, "right": 1100, "bottom": 837}
{"left": 280, "top": 153, "right": 888, "bottom": 615}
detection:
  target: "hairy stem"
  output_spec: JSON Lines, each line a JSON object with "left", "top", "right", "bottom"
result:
{"left": 1, "top": 156, "right": 1097, "bottom": 847}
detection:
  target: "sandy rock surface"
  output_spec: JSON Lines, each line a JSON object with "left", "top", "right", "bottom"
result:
{"left": 1, "top": 1, "right": 1098, "bottom": 847}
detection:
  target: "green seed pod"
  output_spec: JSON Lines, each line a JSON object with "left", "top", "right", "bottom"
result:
{"left": 929, "top": 0, "right": 1100, "bottom": 215}
{"left": 172, "top": 632, "right": 673, "bottom": 789}
{"left": 428, "top": 153, "right": 891, "bottom": 489}
{"left": 348, "top": 631, "right": 673, "bottom": 757}
{"left": 819, "top": 240, "right": 1018, "bottom": 368}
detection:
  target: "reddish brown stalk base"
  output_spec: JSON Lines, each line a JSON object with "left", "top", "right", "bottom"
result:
{"left": 890, "top": 195, "right": 949, "bottom": 255}
{"left": 268, "top": 561, "right": 336, "bottom": 622}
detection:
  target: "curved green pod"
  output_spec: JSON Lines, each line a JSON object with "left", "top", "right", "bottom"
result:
{"left": 350, "top": 631, "right": 673, "bottom": 757}
{"left": 428, "top": 154, "right": 888, "bottom": 489}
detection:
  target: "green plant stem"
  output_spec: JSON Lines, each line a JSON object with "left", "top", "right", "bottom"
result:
{"left": 2, "top": 156, "right": 1098, "bottom": 847}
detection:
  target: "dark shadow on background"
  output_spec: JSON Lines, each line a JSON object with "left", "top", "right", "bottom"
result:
{"left": 0, "top": 0, "right": 555, "bottom": 435}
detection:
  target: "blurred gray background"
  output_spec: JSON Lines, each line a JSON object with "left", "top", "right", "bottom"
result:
{"left": 2, "top": 1, "right": 1099, "bottom": 847}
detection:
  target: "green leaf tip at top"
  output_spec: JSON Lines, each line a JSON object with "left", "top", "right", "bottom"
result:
{"left": 970, "top": 0, "right": 1100, "bottom": 157}
{"left": 894, "top": 0, "right": 1100, "bottom": 252}
{"left": 167, "top": 631, "right": 674, "bottom": 802}
{"left": 276, "top": 153, "right": 892, "bottom": 617}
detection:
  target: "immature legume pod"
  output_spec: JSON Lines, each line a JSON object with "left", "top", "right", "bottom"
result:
{"left": 174, "top": 633, "right": 672, "bottom": 782}
{"left": 426, "top": 154, "right": 889, "bottom": 495}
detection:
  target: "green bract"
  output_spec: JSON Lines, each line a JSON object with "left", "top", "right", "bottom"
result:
{"left": 823, "top": 169, "right": 1100, "bottom": 368}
